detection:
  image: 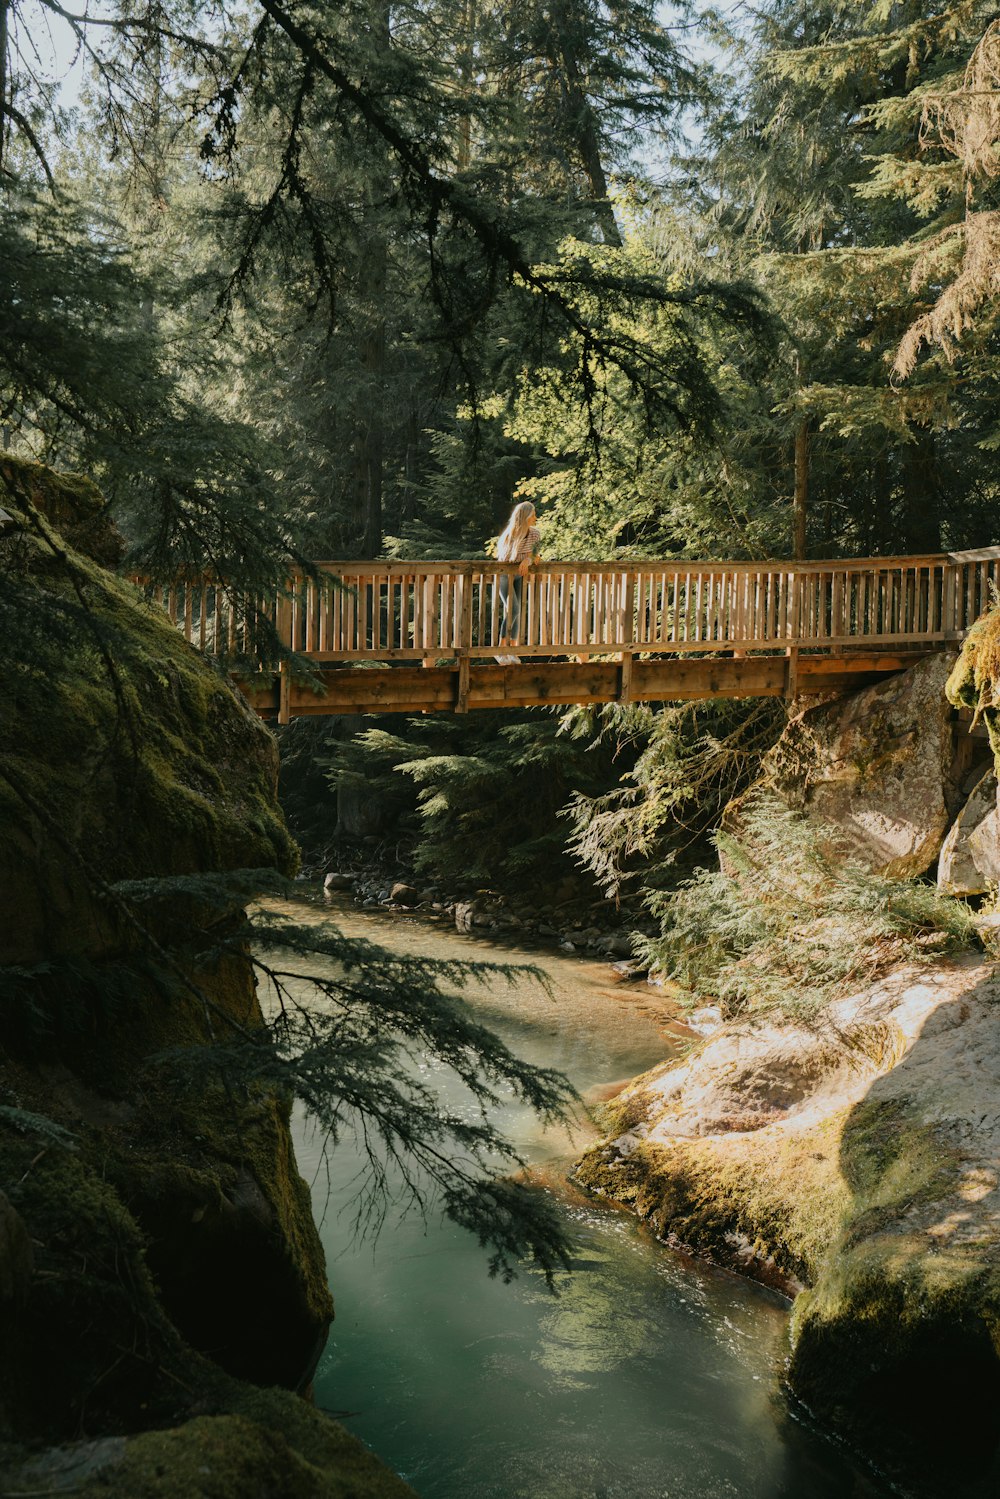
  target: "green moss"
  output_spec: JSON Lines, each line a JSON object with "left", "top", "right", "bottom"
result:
{"left": 576, "top": 1113, "right": 849, "bottom": 1290}
{"left": 0, "top": 455, "right": 298, "bottom": 1069}
{"left": 0, "top": 1125, "right": 403, "bottom": 1498}
{"left": 0, "top": 1127, "right": 190, "bottom": 1443}
{"left": 0, "top": 456, "right": 297, "bottom": 933}
{"left": 576, "top": 1052, "right": 1000, "bottom": 1486}
{"left": 64, "top": 1400, "right": 416, "bottom": 1499}
{"left": 0, "top": 459, "right": 372, "bottom": 1491}
{"left": 946, "top": 611, "right": 1000, "bottom": 772}
{"left": 104, "top": 1086, "right": 334, "bottom": 1351}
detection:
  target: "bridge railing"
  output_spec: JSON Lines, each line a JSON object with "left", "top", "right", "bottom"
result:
{"left": 136, "top": 550, "right": 1000, "bottom": 662}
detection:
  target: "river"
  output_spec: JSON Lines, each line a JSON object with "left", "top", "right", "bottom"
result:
{"left": 271, "top": 896, "right": 885, "bottom": 1499}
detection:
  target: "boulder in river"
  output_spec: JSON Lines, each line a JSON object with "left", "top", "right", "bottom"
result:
{"left": 389, "top": 881, "right": 419, "bottom": 906}
{"left": 454, "top": 901, "right": 476, "bottom": 932}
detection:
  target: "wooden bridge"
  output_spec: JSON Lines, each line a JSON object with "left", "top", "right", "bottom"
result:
{"left": 141, "top": 550, "right": 1000, "bottom": 720}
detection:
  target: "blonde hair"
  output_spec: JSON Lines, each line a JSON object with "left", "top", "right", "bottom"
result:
{"left": 496, "top": 501, "right": 536, "bottom": 562}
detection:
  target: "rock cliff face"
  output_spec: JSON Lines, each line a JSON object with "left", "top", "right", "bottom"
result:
{"left": 0, "top": 457, "right": 413, "bottom": 1497}
{"left": 731, "top": 653, "right": 981, "bottom": 878}
{"left": 577, "top": 651, "right": 1000, "bottom": 1493}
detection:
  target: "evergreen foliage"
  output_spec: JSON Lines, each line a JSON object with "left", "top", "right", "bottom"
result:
{"left": 0, "top": 192, "right": 294, "bottom": 580}
{"left": 145, "top": 892, "right": 578, "bottom": 1283}
{"left": 0, "top": 455, "right": 576, "bottom": 1282}
{"left": 678, "top": 0, "right": 1000, "bottom": 558}
{"left": 5, "top": 0, "right": 999, "bottom": 1296}
{"left": 565, "top": 700, "right": 786, "bottom": 898}
{"left": 320, "top": 709, "right": 627, "bottom": 891}
{"left": 644, "top": 797, "right": 977, "bottom": 1021}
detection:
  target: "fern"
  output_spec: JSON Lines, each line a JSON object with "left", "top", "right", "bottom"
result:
{"left": 0, "top": 1105, "right": 77, "bottom": 1147}
{"left": 645, "top": 795, "right": 978, "bottom": 1022}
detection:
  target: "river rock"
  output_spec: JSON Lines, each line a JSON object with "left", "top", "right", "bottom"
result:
{"left": 389, "top": 881, "right": 419, "bottom": 906}
{"left": 576, "top": 956, "right": 1000, "bottom": 1490}
{"left": 454, "top": 901, "right": 476, "bottom": 933}
{"left": 607, "top": 934, "right": 634, "bottom": 958}
{"left": 741, "top": 653, "right": 959, "bottom": 878}
{"left": 323, "top": 871, "right": 354, "bottom": 891}
{"left": 938, "top": 768, "right": 1000, "bottom": 895}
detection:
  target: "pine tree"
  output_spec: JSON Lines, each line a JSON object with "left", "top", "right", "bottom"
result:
{"left": 688, "top": 0, "right": 1000, "bottom": 557}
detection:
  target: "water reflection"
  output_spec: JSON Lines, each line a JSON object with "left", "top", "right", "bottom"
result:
{"left": 272, "top": 897, "right": 886, "bottom": 1499}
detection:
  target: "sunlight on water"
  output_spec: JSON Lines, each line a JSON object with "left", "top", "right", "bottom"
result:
{"left": 272, "top": 897, "right": 884, "bottom": 1499}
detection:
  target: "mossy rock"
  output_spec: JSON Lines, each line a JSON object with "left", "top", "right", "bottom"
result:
{"left": 0, "top": 453, "right": 124, "bottom": 567}
{"left": 5, "top": 1399, "right": 415, "bottom": 1499}
{"left": 105, "top": 1088, "right": 334, "bottom": 1388}
{"left": 0, "top": 459, "right": 394, "bottom": 1492}
{"left": 0, "top": 452, "right": 297, "bottom": 976}
{"left": 574, "top": 960, "right": 1000, "bottom": 1492}
{"left": 0, "top": 1123, "right": 409, "bottom": 1498}
{"left": 0, "top": 1126, "right": 187, "bottom": 1443}
{"left": 575, "top": 1107, "right": 847, "bottom": 1294}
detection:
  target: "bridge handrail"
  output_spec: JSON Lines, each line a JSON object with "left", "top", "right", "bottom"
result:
{"left": 298, "top": 547, "right": 1000, "bottom": 574}
{"left": 134, "top": 549, "right": 1000, "bottom": 663}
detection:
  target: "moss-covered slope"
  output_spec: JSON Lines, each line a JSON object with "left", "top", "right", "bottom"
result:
{"left": 0, "top": 456, "right": 410, "bottom": 1497}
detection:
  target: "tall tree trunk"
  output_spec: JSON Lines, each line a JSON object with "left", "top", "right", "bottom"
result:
{"left": 400, "top": 394, "right": 419, "bottom": 523}
{"left": 549, "top": 12, "right": 621, "bottom": 247}
{"left": 574, "top": 109, "right": 622, "bottom": 248}
{"left": 354, "top": 295, "right": 386, "bottom": 559}
{"left": 456, "top": 0, "right": 475, "bottom": 172}
{"left": 871, "top": 448, "right": 891, "bottom": 553}
{"left": 352, "top": 0, "right": 389, "bottom": 559}
{"left": 899, "top": 426, "right": 942, "bottom": 553}
{"left": 0, "top": 0, "right": 9, "bottom": 175}
{"left": 791, "top": 348, "right": 809, "bottom": 559}
{"left": 793, "top": 418, "right": 809, "bottom": 560}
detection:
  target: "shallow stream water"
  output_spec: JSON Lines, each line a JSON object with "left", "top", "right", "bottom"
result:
{"left": 272, "top": 897, "right": 885, "bottom": 1499}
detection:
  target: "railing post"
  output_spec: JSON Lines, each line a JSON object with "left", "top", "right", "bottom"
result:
{"left": 456, "top": 565, "right": 474, "bottom": 713}
{"left": 788, "top": 567, "right": 801, "bottom": 645}
{"left": 784, "top": 566, "right": 800, "bottom": 699}
{"left": 619, "top": 649, "right": 634, "bottom": 703}
{"left": 275, "top": 580, "right": 294, "bottom": 726}
{"left": 278, "top": 661, "right": 291, "bottom": 725}
{"left": 785, "top": 648, "right": 799, "bottom": 700}
{"left": 276, "top": 583, "right": 294, "bottom": 652}
{"left": 622, "top": 570, "right": 636, "bottom": 651}
{"left": 943, "top": 563, "right": 957, "bottom": 637}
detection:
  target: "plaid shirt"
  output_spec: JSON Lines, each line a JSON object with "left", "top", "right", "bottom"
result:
{"left": 505, "top": 526, "right": 540, "bottom": 564}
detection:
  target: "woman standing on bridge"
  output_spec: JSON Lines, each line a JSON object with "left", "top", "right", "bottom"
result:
{"left": 495, "top": 500, "right": 540, "bottom": 664}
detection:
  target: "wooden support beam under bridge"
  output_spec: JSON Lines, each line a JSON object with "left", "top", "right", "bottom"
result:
{"left": 239, "top": 651, "right": 940, "bottom": 719}
{"left": 133, "top": 548, "right": 1000, "bottom": 720}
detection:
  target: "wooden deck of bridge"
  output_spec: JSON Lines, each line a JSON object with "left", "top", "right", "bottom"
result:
{"left": 140, "top": 550, "right": 1000, "bottom": 720}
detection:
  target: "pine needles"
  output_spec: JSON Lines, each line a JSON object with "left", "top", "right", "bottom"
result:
{"left": 155, "top": 899, "right": 578, "bottom": 1285}
{"left": 644, "top": 796, "right": 977, "bottom": 1022}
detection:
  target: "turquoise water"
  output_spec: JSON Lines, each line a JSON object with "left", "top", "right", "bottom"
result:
{"left": 276, "top": 900, "right": 883, "bottom": 1499}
